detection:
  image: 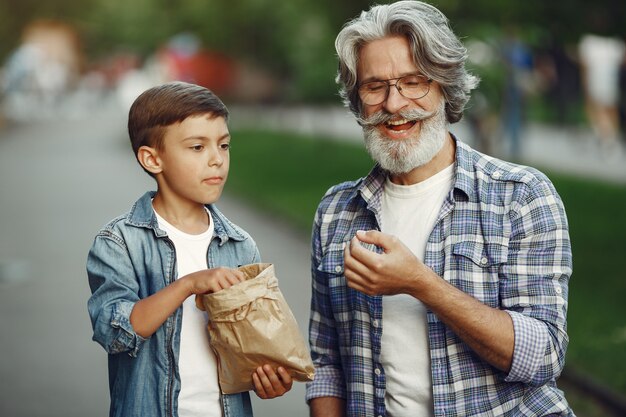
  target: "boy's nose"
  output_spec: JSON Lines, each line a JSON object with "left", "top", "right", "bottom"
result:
{"left": 208, "top": 151, "right": 224, "bottom": 166}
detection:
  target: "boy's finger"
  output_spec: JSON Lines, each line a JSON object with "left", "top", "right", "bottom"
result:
{"left": 194, "top": 295, "right": 205, "bottom": 311}
{"left": 257, "top": 366, "right": 277, "bottom": 395}
{"left": 264, "top": 364, "right": 291, "bottom": 394}
{"left": 226, "top": 270, "right": 245, "bottom": 285}
{"left": 252, "top": 372, "right": 267, "bottom": 399}
{"left": 277, "top": 366, "right": 293, "bottom": 386}
{"left": 263, "top": 364, "right": 281, "bottom": 386}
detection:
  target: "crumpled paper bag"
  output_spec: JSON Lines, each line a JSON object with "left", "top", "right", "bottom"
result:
{"left": 195, "top": 263, "right": 315, "bottom": 394}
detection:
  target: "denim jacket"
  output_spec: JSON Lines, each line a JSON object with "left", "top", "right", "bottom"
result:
{"left": 87, "top": 191, "right": 260, "bottom": 417}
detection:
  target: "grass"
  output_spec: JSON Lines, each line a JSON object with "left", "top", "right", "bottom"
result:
{"left": 227, "top": 129, "right": 626, "bottom": 402}
{"left": 547, "top": 174, "right": 626, "bottom": 393}
{"left": 226, "top": 130, "right": 374, "bottom": 232}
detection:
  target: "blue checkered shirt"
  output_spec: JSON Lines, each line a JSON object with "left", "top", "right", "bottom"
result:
{"left": 306, "top": 138, "right": 574, "bottom": 416}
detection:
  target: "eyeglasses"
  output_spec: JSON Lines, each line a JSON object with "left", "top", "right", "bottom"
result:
{"left": 358, "top": 74, "right": 432, "bottom": 106}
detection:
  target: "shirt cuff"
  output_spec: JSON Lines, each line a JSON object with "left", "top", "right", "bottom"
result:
{"left": 305, "top": 365, "right": 347, "bottom": 402}
{"left": 504, "top": 310, "right": 549, "bottom": 384}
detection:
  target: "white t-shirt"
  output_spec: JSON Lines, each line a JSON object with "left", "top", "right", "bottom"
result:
{"left": 154, "top": 208, "right": 222, "bottom": 417}
{"left": 380, "top": 164, "right": 454, "bottom": 417}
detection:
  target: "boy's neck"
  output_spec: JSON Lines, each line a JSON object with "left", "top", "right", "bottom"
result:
{"left": 152, "top": 194, "right": 210, "bottom": 235}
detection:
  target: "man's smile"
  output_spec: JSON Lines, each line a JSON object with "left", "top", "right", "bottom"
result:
{"left": 384, "top": 118, "right": 418, "bottom": 132}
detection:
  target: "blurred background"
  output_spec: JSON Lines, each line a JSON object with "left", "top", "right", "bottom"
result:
{"left": 1, "top": 1, "right": 625, "bottom": 416}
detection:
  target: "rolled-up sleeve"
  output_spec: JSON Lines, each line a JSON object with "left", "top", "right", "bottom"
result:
{"left": 501, "top": 178, "right": 572, "bottom": 385}
{"left": 87, "top": 232, "right": 147, "bottom": 357}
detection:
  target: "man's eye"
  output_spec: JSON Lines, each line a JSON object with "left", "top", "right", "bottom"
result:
{"left": 365, "top": 83, "right": 386, "bottom": 92}
{"left": 401, "top": 76, "right": 426, "bottom": 87}
{"left": 191, "top": 145, "right": 204, "bottom": 151}
{"left": 220, "top": 143, "right": 230, "bottom": 150}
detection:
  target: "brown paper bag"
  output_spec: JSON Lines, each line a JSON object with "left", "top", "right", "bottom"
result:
{"left": 195, "top": 263, "right": 315, "bottom": 394}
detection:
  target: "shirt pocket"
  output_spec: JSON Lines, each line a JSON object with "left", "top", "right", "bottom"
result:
{"left": 452, "top": 239, "right": 508, "bottom": 267}
{"left": 448, "top": 239, "right": 509, "bottom": 306}
{"left": 317, "top": 242, "right": 347, "bottom": 286}
{"left": 317, "top": 242, "right": 364, "bottom": 321}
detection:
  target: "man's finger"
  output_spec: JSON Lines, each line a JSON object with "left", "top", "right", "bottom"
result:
{"left": 355, "top": 229, "right": 386, "bottom": 245}
{"left": 348, "top": 235, "right": 382, "bottom": 268}
{"left": 344, "top": 239, "right": 372, "bottom": 278}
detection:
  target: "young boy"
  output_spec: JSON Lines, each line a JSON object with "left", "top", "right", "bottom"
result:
{"left": 87, "top": 81, "right": 292, "bottom": 417}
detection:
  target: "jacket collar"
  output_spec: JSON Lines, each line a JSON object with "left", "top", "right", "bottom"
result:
{"left": 126, "top": 191, "right": 246, "bottom": 244}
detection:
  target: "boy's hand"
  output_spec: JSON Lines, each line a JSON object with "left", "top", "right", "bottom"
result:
{"left": 252, "top": 365, "right": 293, "bottom": 399}
{"left": 185, "top": 267, "right": 245, "bottom": 295}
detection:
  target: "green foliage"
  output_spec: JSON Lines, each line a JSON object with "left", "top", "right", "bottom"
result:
{"left": 285, "top": 14, "right": 338, "bottom": 102}
{"left": 0, "top": 2, "right": 15, "bottom": 59}
{"left": 83, "top": 0, "right": 172, "bottom": 56}
{"left": 545, "top": 173, "right": 626, "bottom": 394}
{"left": 2, "top": 0, "right": 625, "bottom": 105}
{"left": 226, "top": 129, "right": 372, "bottom": 230}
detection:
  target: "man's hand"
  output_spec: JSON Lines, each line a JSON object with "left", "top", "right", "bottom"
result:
{"left": 343, "top": 230, "right": 428, "bottom": 296}
{"left": 345, "top": 231, "right": 515, "bottom": 371}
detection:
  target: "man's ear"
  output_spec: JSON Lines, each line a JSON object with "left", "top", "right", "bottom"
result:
{"left": 137, "top": 146, "right": 162, "bottom": 175}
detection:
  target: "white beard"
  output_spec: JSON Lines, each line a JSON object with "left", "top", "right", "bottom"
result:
{"left": 362, "top": 102, "right": 448, "bottom": 174}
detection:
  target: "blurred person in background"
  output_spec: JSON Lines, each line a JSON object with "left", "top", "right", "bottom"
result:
{"left": 534, "top": 30, "right": 581, "bottom": 127}
{"left": 620, "top": 57, "right": 626, "bottom": 132}
{"left": 578, "top": 32, "right": 626, "bottom": 154}
{"left": 307, "top": 2, "right": 573, "bottom": 416}
{"left": 1, "top": 19, "right": 82, "bottom": 120}
{"left": 499, "top": 27, "right": 536, "bottom": 160}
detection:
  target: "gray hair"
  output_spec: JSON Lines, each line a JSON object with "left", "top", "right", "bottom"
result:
{"left": 335, "top": 0, "right": 479, "bottom": 123}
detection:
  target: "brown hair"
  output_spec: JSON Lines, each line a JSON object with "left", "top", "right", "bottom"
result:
{"left": 128, "top": 81, "right": 229, "bottom": 172}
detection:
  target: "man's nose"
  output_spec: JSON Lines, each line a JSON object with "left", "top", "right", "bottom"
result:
{"left": 383, "top": 83, "right": 411, "bottom": 114}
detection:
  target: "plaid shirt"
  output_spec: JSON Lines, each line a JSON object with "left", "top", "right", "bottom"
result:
{"left": 306, "top": 138, "right": 574, "bottom": 417}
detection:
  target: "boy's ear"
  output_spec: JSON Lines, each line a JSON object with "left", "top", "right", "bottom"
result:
{"left": 137, "top": 146, "right": 162, "bottom": 174}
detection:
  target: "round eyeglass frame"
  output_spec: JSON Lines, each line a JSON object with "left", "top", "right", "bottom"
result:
{"left": 358, "top": 74, "right": 433, "bottom": 106}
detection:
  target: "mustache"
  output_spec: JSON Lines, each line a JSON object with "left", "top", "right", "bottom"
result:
{"left": 357, "top": 108, "right": 436, "bottom": 128}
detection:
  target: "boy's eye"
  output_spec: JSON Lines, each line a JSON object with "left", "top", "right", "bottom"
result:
{"left": 191, "top": 145, "right": 204, "bottom": 151}
{"left": 220, "top": 143, "right": 230, "bottom": 150}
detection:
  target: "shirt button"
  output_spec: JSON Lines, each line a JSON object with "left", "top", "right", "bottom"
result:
{"left": 492, "top": 171, "right": 501, "bottom": 178}
{"left": 335, "top": 265, "right": 342, "bottom": 273}
{"left": 480, "top": 257, "right": 488, "bottom": 265}
{"left": 374, "top": 368, "right": 381, "bottom": 376}
{"left": 555, "top": 286, "right": 562, "bottom": 294}
{"left": 373, "top": 319, "right": 379, "bottom": 328}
